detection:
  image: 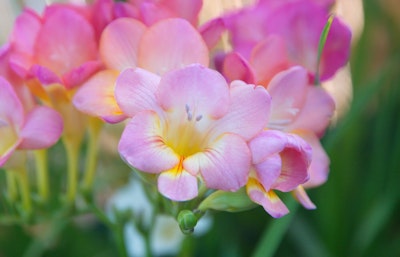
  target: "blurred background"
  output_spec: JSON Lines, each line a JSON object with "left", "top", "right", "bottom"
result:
{"left": 0, "top": 0, "right": 399, "bottom": 256}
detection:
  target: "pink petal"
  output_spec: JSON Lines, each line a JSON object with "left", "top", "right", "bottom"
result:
{"left": 210, "top": 80, "right": 270, "bottom": 140}
{"left": 160, "top": 0, "right": 202, "bottom": 26}
{"left": 118, "top": 110, "right": 179, "bottom": 174}
{"left": 247, "top": 178, "right": 289, "bottom": 218}
{"left": 250, "top": 35, "right": 290, "bottom": 86}
{"left": 293, "top": 186, "right": 316, "bottom": 209}
{"left": 0, "top": 77, "right": 24, "bottom": 127}
{"left": 100, "top": 18, "right": 146, "bottom": 71}
{"left": 267, "top": 66, "right": 309, "bottom": 129}
{"left": 158, "top": 167, "right": 198, "bottom": 201}
{"left": 199, "top": 18, "right": 226, "bottom": 50}
{"left": 299, "top": 132, "right": 330, "bottom": 188}
{"left": 287, "top": 87, "right": 335, "bottom": 136}
{"left": 19, "top": 106, "right": 63, "bottom": 149}
{"left": 139, "top": 3, "right": 175, "bottom": 26}
{"left": 272, "top": 133, "right": 311, "bottom": 192}
{"left": 9, "top": 9, "right": 41, "bottom": 76}
{"left": 138, "top": 18, "right": 209, "bottom": 75}
{"left": 184, "top": 133, "right": 250, "bottom": 191}
{"left": 35, "top": 7, "right": 97, "bottom": 76}
{"left": 73, "top": 70, "right": 126, "bottom": 123}
{"left": 115, "top": 68, "right": 161, "bottom": 117}
{"left": 222, "top": 52, "right": 255, "bottom": 84}
{"left": 156, "top": 64, "right": 230, "bottom": 119}
{"left": 252, "top": 154, "right": 282, "bottom": 191}
{"left": 249, "top": 130, "right": 286, "bottom": 164}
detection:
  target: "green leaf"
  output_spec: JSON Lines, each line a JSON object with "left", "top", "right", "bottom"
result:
{"left": 315, "top": 15, "right": 334, "bottom": 85}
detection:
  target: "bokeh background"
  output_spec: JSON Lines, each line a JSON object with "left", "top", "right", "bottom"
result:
{"left": 0, "top": 1, "right": 399, "bottom": 256}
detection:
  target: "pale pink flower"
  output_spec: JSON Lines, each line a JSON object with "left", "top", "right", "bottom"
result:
{"left": 73, "top": 17, "right": 209, "bottom": 123}
{"left": 117, "top": 64, "right": 271, "bottom": 201}
{"left": 0, "top": 77, "right": 63, "bottom": 167}
{"left": 247, "top": 130, "right": 312, "bottom": 217}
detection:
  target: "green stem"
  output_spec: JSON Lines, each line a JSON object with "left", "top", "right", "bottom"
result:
{"left": 81, "top": 118, "right": 102, "bottom": 195}
{"left": 252, "top": 197, "right": 299, "bottom": 257}
{"left": 34, "top": 149, "right": 49, "bottom": 202}
{"left": 6, "top": 171, "right": 18, "bottom": 202}
{"left": 64, "top": 138, "right": 80, "bottom": 204}
{"left": 15, "top": 168, "right": 32, "bottom": 215}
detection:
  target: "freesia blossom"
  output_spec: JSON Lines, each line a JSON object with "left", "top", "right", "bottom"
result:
{"left": 0, "top": 77, "right": 63, "bottom": 167}
{"left": 207, "top": 0, "right": 351, "bottom": 85}
{"left": 9, "top": 5, "right": 100, "bottom": 90}
{"left": 117, "top": 64, "right": 271, "bottom": 201}
{"left": 247, "top": 130, "right": 312, "bottom": 217}
{"left": 73, "top": 17, "right": 209, "bottom": 123}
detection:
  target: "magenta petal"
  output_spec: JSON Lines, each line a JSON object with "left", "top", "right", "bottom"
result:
{"left": 158, "top": 169, "right": 198, "bottom": 201}
{"left": 156, "top": 64, "right": 230, "bottom": 119}
{"left": 73, "top": 70, "right": 126, "bottom": 123}
{"left": 115, "top": 68, "right": 161, "bottom": 117}
{"left": 100, "top": 18, "right": 146, "bottom": 70}
{"left": 29, "top": 65, "right": 62, "bottom": 86}
{"left": 19, "top": 106, "right": 63, "bottom": 149}
{"left": 118, "top": 110, "right": 179, "bottom": 173}
{"left": 160, "top": 0, "right": 202, "bottom": 26}
{"left": 63, "top": 61, "right": 103, "bottom": 89}
{"left": 211, "top": 81, "right": 270, "bottom": 140}
{"left": 267, "top": 66, "right": 309, "bottom": 128}
{"left": 138, "top": 18, "right": 209, "bottom": 75}
{"left": 184, "top": 133, "right": 250, "bottom": 191}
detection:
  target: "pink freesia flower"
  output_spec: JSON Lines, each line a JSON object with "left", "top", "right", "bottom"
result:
{"left": 117, "top": 64, "right": 271, "bottom": 201}
{"left": 247, "top": 130, "right": 312, "bottom": 217}
{"left": 0, "top": 77, "right": 63, "bottom": 167}
{"left": 9, "top": 5, "right": 100, "bottom": 90}
{"left": 210, "top": 0, "right": 351, "bottom": 85}
{"left": 73, "top": 17, "right": 209, "bottom": 123}
{"left": 262, "top": 66, "right": 335, "bottom": 208}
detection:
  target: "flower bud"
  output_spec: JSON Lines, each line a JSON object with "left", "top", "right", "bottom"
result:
{"left": 177, "top": 210, "right": 198, "bottom": 235}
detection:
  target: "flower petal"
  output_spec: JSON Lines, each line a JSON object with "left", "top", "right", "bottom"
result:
{"left": 100, "top": 18, "right": 146, "bottom": 70}
{"left": 293, "top": 186, "right": 316, "bottom": 209}
{"left": 156, "top": 64, "right": 230, "bottom": 119}
{"left": 267, "top": 66, "right": 309, "bottom": 129}
{"left": 73, "top": 70, "right": 126, "bottom": 123}
{"left": 138, "top": 18, "right": 209, "bottom": 75}
{"left": 0, "top": 77, "right": 24, "bottom": 127}
{"left": 199, "top": 18, "right": 226, "bottom": 50}
{"left": 19, "top": 106, "right": 63, "bottom": 149}
{"left": 288, "top": 86, "right": 335, "bottom": 136}
{"left": 184, "top": 133, "right": 250, "bottom": 191}
{"left": 222, "top": 52, "right": 255, "bottom": 84}
{"left": 247, "top": 178, "right": 289, "bottom": 218}
{"left": 158, "top": 168, "right": 198, "bottom": 201}
{"left": 35, "top": 7, "right": 97, "bottom": 76}
{"left": 210, "top": 80, "right": 270, "bottom": 140}
{"left": 118, "top": 110, "right": 179, "bottom": 173}
{"left": 115, "top": 68, "right": 161, "bottom": 117}
{"left": 250, "top": 35, "right": 290, "bottom": 86}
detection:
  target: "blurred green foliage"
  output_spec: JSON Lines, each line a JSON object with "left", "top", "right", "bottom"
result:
{"left": 0, "top": 1, "right": 399, "bottom": 257}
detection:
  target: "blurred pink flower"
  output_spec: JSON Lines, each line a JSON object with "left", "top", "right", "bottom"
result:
{"left": 117, "top": 64, "right": 271, "bottom": 201}
{"left": 0, "top": 77, "right": 63, "bottom": 167}
{"left": 73, "top": 17, "right": 209, "bottom": 123}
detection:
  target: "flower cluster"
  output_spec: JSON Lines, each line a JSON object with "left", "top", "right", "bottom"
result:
{"left": 0, "top": 0, "right": 351, "bottom": 222}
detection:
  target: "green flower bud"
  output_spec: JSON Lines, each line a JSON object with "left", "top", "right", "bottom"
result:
{"left": 198, "top": 188, "right": 256, "bottom": 212}
{"left": 177, "top": 210, "right": 198, "bottom": 235}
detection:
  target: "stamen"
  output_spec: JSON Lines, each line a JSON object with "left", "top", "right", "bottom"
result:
{"left": 195, "top": 115, "right": 203, "bottom": 122}
{"left": 185, "top": 104, "right": 193, "bottom": 121}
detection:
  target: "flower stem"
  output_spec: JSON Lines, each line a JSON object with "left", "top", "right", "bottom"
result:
{"left": 64, "top": 137, "right": 80, "bottom": 204}
{"left": 14, "top": 168, "right": 32, "bottom": 215}
{"left": 6, "top": 171, "right": 18, "bottom": 202}
{"left": 34, "top": 149, "right": 49, "bottom": 203}
{"left": 81, "top": 118, "right": 102, "bottom": 196}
